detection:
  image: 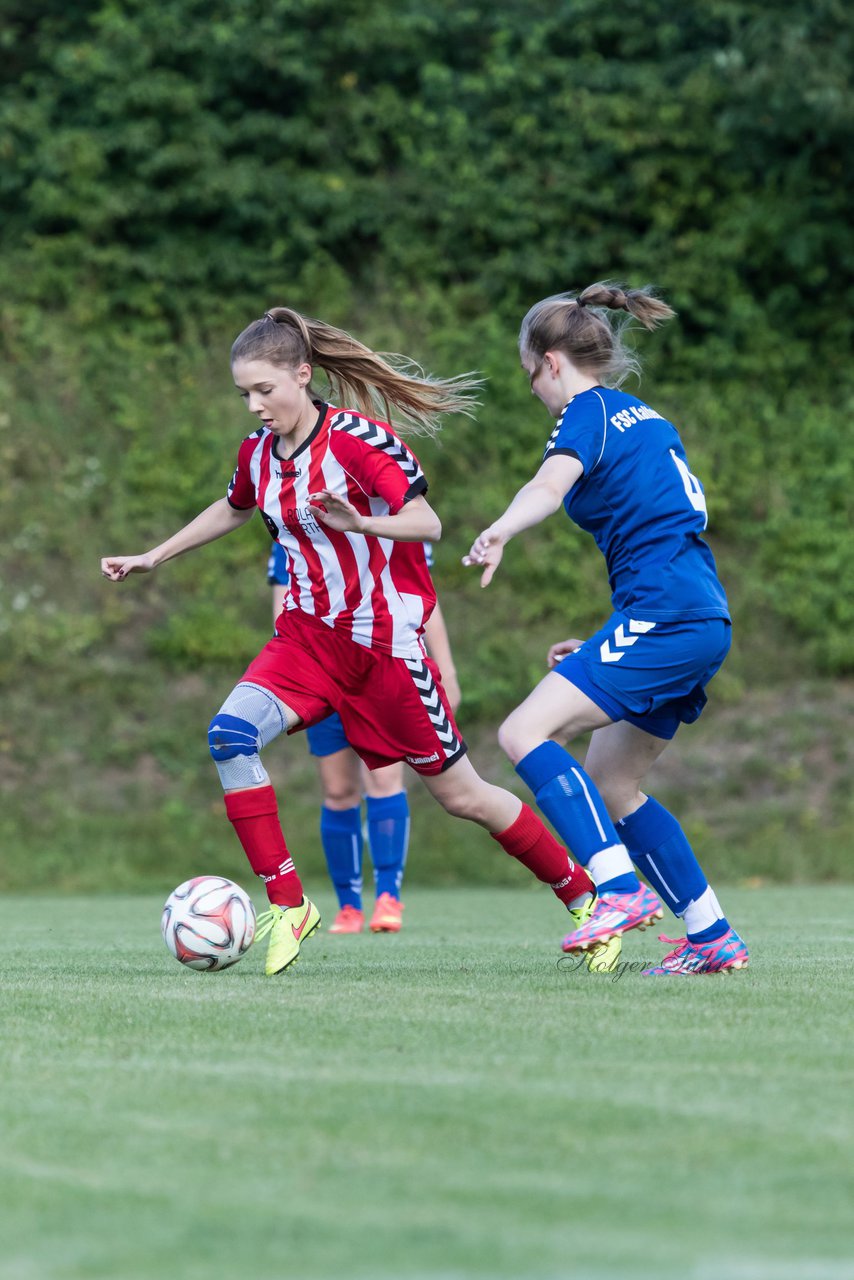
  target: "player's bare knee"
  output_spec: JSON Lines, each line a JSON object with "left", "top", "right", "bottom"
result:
{"left": 365, "top": 772, "right": 406, "bottom": 801}
{"left": 322, "top": 778, "right": 362, "bottom": 808}
{"left": 433, "top": 787, "right": 483, "bottom": 823}
{"left": 497, "top": 714, "right": 530, "bottom": 766}
{"left": 592, "top": 774, "right": 642, "bottom": 820}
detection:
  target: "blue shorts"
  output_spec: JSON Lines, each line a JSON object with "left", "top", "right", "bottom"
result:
{"left": 555, "top": 612, "right": 731, "bottom": 740}
{"left": 305, "top": 711, "right": 349, "bottom": 758}
{"left": 267, "top": 542, "right": 289, "bottom": 585}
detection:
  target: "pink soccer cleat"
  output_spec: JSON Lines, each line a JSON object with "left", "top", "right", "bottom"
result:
{"left": 642, "top": 928, "right": 749, "bottom": 975}
{"left": 369, "top": 893, "right": 404, "bottom": 933}
{"left": 561, "top": 884, "right": 663, "bottom": 953}
{"left": 328, "top": 905, "right": 364, "bottom": 935}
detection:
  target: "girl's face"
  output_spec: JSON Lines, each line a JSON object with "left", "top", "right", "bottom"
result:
{"left": 232, "top": 358, "right": 314, "bottom": 439}
{"left": 522, "top": 350, "right": 567, "bottom": 418}
{"left": 522, "top": 348, "right": 591, "bottom": 417}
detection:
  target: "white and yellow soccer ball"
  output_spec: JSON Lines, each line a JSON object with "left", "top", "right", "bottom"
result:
{"left": 161, "top": 875, "right": 257, "bottom": 971}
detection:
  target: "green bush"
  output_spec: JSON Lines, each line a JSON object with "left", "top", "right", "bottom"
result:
{"left": 1, "top": 0, "right": 852, "bottom": 885}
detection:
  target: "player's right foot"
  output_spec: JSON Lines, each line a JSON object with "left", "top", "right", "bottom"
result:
{"left": 328, "top": 905, "right": 364, "bottom": 934}
{"left": 568, "top": 897, "right": 622, "bottom": 973}
{"left": 369, "top": 893, "right": 403, "bottom": 933}
{"left": 254, "top": 898, "right": 321, "bottom": 975}
{"left": 561, "top": 884, "right": 662, "bottom": 953}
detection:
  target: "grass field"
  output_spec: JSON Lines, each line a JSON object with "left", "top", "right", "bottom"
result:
{"left": 1, "top": 886, "right": 852, "bottom": 1280}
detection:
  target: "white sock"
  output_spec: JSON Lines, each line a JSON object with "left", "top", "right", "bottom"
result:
{"left": 587, "top": 843, "right": 634, "bottom": 887}
{"left": 682, "top": 886, "right": 724, "bottom": 935}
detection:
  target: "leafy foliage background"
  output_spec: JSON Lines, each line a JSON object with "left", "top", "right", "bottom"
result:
{"left": 1, "top": 0, "right": 852, "bottom": 885}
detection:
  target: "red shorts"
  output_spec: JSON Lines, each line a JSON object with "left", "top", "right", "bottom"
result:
{"left": 240, "top": 610, "right": 467, "bottom": 775}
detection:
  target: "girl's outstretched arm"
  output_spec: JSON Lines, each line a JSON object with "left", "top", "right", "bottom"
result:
{"left": 101, "top": 498, "right": 255, "bottom": 581}
{"left": 462, "top": 454, "right": 583, "bottom": 587}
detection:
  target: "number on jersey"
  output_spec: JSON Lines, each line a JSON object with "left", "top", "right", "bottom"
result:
{"left": 669, "top": 449, "right": 708, "bottom": 528}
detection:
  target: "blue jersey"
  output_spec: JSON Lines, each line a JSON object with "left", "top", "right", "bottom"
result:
{"left": 545, "top": 387, "right": 729, "bottom": 622}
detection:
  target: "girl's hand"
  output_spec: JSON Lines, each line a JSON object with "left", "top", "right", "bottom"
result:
{"left": 309, "top": 490, "right": 366, "bottom": 534}
{"left": 461, "top": 529, "right": 504, "bottom": 588}
{"left": 100, "top": 553, "right": 156, "bottom": 581}
{"left": 547, "top": 637, "right": 585, "bottom": 668}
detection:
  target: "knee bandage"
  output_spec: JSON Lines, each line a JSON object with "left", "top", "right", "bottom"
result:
{"left": 208, "top": 682, "right": 288, "bottom": 790}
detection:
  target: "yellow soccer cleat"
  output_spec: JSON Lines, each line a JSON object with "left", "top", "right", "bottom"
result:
{"left": 254, "top": 898, "right": 321, "bottom": 975}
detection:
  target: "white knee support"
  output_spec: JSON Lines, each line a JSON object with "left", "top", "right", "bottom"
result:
{"left": 207, "top": 682, "right": 289, "bottom": 791}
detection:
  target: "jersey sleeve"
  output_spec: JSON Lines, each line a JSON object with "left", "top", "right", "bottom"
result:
{"left": 543, "top": 395, "right": 608, "bottom": 475}
{"left": 328, "top": 411, "right": 428, "bottom": 512}
{"left": 226, "top": 435, "right": 260, "bottom": 509}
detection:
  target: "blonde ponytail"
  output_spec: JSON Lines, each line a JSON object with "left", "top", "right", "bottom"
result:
{"left": 520, "top": 281, "right": 676, "bottom": 387}
{"left": 576, "top": 282, "right": 675, "bottom": 330}
{"left": 231, "top": 308, "right": 481, "bottom": 436}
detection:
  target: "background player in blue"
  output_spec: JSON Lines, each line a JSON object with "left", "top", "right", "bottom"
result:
{"left": 464, "top": 281, "right": 748, "bottom": 976}
{"left": 268, "top": 541, "right": 461, "bottom": 934}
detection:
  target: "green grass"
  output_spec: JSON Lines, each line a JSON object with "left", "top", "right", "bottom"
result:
{"left": 1, "top": 887, "right": 852, "bottom": 1280}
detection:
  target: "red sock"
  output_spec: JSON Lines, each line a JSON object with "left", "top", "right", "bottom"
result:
{"left": 491, "top": 803, "right": 594, "bottom": 906}
{"left": 224, "top": 786, "right": 304, "bottom": 907}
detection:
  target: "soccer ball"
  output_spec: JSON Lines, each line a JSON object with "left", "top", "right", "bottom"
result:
{"left": 161, "top": 875, "right": 257, "bottom": 971}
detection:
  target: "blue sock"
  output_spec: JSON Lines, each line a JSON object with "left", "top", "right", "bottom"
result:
{"left": 320, "top": 804, "right": 363, "bottom": 910}
{"left": 594, "top": 872, "right": 641, "bottom": 894}
{"left": 688, "top": 919, "right": 730, "bottom": 945}
{"left": 366, "top": 792, "right": 410, "bottom": 899}
{"left": 616, "top": 797, "right": 728, "bottom": 940}
{"left": 515, "top": 741, "right": 639, "bottom": 892}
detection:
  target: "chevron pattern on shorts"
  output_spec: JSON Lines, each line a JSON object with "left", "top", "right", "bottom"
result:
{"left": 403, "top": 656, "right": 462, "bottom": 758}
{"left": 599, "top": 618, "right": 656, "bottom": 663}
{"left": 331, "top": 411, "right": 422, "bottom": 483}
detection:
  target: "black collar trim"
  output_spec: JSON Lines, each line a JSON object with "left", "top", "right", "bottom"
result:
{"left": 272, "top": 401, "right": 328, "bottom": 462}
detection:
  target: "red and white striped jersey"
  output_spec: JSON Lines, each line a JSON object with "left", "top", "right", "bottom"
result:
{"left": 227, "top": 401, "right": 436, "bottom": 658}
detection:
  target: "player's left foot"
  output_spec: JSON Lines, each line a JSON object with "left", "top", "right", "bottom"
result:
{"left": 561, "top": 884, "right": 663, "bottom": 953}
{"left": 642, "top": 928, "right": 749, "bottom": 975}
{"left": 254, "top": 898, "right": 321, "bottom": 975}
{"left": 568, "top": 898, "right": 622, "bottom": 973}
{"left": 369, "top": 892, "right": 403, "bottom": 933}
